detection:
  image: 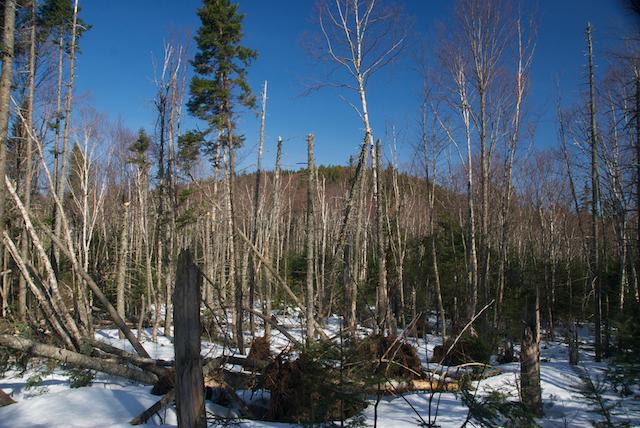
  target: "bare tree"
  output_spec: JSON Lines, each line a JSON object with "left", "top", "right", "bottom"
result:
{"left": 68, "top": 107, "right": 113, "bottom": 334}
{"left": 432, "top": 0, "right": 536, "bottom": 334}
{"left": 306, "top": 134, "right": 316, "bottom": 341}
{"left": 302, "top": 0, "right": 412, "bottom": 333}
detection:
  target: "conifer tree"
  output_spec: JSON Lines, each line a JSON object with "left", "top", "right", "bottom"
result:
{"left": 188, "top": 0, "right": 257, "bottom": 353}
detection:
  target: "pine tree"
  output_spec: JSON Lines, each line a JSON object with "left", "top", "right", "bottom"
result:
{"left": 188, "top": 0, "right": 257, "bottom": 353}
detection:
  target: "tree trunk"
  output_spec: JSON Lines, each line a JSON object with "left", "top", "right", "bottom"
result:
{"left": 173, "top": 250, "right": 206, "bottom": 428}
{"left": 587, "top": 24, "right": 602, "bottom": 362}
{"left": 0, "top": 335, "right": 158, "bottom": 385}
{"left": 374, "top": 139, "right": 392, "bottom": 335}
{"left": 520, "top": 300, "right": 542, "bottom": 417}
{"left": 4, "top": 232, "right": 75, "bottom": 349}
{"left": 264, "top": 137, "right": 282, "bottom": 342}
{"left": 0, "top": 0, "right": 16, "bottom": 285}
{"left": 54, "top": 0, "right": 80, "bottom": 267}
{"left": 116, "top": 201, "right": 130, "bottom": 339}
{"left": 306, "top": 134, "right": 316, "bottom": 342}
{"left": 18, "top": 0, "right": 37, "bottom": 321}
{"left": 249, "top": 81, "right": 267, "bottom": 336}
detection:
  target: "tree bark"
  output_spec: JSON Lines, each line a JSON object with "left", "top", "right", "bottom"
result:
{"left": 0, "top": 0, "right": 16, "bottom": 287}
{"left": 264, "top": 137, "right": 283, "bottom": 342}
{"left": 0, "top": 335, "right": 158, "bottom": 385}
{"left": 306, "top": 134, "right": 316, "bottom": 342}
{"left": 117, "top": 201, "right": 131, "bottom": 339}
{"left": 374, "top": 139, "right": 392, "bottom": 335}
{"left": 18, "top": 0, "right": 37, "bottom": 321}
{"left": 520, "top": 301, "right": 542, "bottom": 417}
{"left": 54, "top": 0, "right": 80, "bottom": 270}
{"left": 173, "top": 250, "right": 206, "bottom": 428}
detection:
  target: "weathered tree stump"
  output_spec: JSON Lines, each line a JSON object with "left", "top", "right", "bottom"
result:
{"left": 0, "top": 388, "right": 15, "bottom": 407}
{"left": 173, "top": 250, "right": 206, "bottom": 428}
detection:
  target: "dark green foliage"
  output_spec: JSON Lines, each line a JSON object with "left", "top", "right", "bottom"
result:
{"left": 176, "top": 207, "right": 198, "bottom": 230}
{"left": 610, "top": 312, "right": 640, "bottom": 366}
{"left": 128, "top": 128, "right": 151, "bottom": 166}
{"left": 459, "top": 380, "right": 541, "bottom": 428}
{"left": 568, "top": 365, "right": 633, "bottom": 428}
{"left": 178, "top": 130, "right": 204, "bottom": 173}
{"left": 317, "top": 165, "right": 348, "bottom": 184}
{"left": 67, "top": 367, "right": 94, "bottom": 388}
{"left": 464, "top": 335, "right": 492, "bottom": 365}
{"left": 38, "top": 0, "right": 90, "bottom": 52}
{"left": 263, "top": 342, "right": 367, "bottom": 425}
{"left": 187, "top": 0, "right": 257, "bottom": 136}
{"left": 605, "top": 313, "right": 640, "bottom": 400}
{"left": 24, "top": 359, "right": 57, "bottom": 393}
{"left": 207, "top": 414, "right": 241, "bottom": 427}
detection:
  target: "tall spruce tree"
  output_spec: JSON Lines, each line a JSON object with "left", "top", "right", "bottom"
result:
{"left": 188, "top": 0, "right": 257, "bottom": 353}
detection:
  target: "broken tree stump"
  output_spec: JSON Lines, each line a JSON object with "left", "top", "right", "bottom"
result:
{"left": 173, "top": 250, "right": 206, "bottom": 428}
{"left": 0, "top": 388, "right": 15, "bottom": 407}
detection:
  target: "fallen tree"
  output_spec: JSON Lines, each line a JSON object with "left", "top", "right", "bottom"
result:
{"left": 0, "top": 335, "right": 159, "bottom": 385}
{"left": 88, "top": 339, "right": 169, "bottom": 377}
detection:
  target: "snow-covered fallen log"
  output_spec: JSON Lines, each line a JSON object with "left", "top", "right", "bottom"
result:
{"left": 0, "top": 335, "right": 158, "bottom": 385}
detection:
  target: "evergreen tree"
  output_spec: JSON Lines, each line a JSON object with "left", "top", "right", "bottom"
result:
{"left": 187, "top": 0, "right": 257, "bottom": 134}
{"left": 187, "top": 0, "right": 257, "bottom": 353}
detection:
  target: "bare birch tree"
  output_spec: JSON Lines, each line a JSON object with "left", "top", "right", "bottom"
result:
{"left": 302, "top": 0, "right": 412, "bottom": 332}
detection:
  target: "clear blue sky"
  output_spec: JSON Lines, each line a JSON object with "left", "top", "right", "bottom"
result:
{"left": 73, "top": 0, "right": 633, "bottom": 173}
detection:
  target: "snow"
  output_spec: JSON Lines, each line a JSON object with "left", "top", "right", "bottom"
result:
{"left": 1, "top": 319, "right": 639, "bottom": 427}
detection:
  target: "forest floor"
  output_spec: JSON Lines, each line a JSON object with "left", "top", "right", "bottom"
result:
{"left": 0, "top": 313, "right": 639, "bottom": 427}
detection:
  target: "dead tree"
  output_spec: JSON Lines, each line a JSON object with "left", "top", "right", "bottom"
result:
{"left": 173, "top": 250, "right": 206, "bottom": 428}
{"left": 0, "top": 335, "right": 158, "bottom": 385}
{"left": 306, "top": 134, "right": 316, "bottom": 341}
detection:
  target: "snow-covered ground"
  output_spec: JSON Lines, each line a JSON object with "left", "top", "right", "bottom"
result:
{"left": 1, "top": 318, "right": 639, "bottom": 427}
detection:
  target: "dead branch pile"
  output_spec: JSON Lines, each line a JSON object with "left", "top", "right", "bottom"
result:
{"left": 262, "top": 352, "right": 363, "bottom": 424}
{"left": 357, "top": 334, "right": 424, "bottom": 380}
{"left": 247, "top": 336, "right": 272, "bottom": 362}
{"left": 430, "top": 336, "right": 490, "bottom": 366}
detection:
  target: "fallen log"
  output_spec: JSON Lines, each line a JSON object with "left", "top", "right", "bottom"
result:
{"left": 89, "top": 339, "right": 169, "bottom": 377}
{"left": 0, "top": 335, "right": 158, "bottom": 385}
{"left": 363, "top": 379, "right": 469, "bottom": 395}
{"left": 130, "top": 389, "right": 175, "bottom": 426}
{"left": 153, "top": 356, "right": 269, "bottom": 395}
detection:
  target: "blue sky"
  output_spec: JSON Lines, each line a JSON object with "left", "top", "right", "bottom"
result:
{"left": 73, "top": 0, "right": 633, "bottom": 173}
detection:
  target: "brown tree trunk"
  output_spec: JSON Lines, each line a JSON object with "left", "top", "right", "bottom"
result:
{"left": 173, "top": 250, "right": 206, "bottom": 428}
{"left": 0, "top": 0, "right": 16, "bottom": 286}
